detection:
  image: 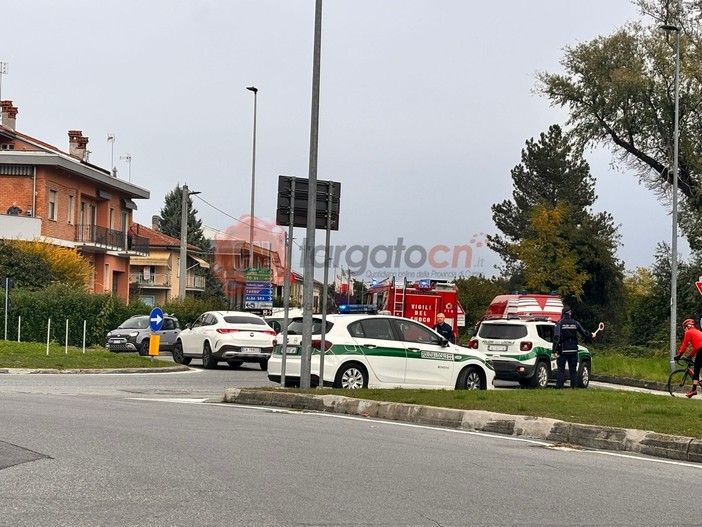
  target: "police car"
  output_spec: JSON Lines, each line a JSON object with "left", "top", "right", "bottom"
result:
{"left": 267, "top": 313, "right": 495, "bottom": 390}
{"left": 468, "top": 317, "right": 591, "bottom": 388}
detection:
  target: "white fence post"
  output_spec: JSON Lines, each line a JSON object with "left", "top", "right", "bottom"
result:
{"left": 82, "top": 320, "right": 87, "bottom": 354}
{"left": 17, "top": 315, "right": 21, "bottom": 342}
{"left": 65, "top": 319, "right": 69, "bottom": 355}
{"left": 46, "top": 318, "right": 51, "bottom": 356}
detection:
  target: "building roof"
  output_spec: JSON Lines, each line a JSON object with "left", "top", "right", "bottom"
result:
{"left": 0, "top": 124, "right": 149, "bottom": 199}
{"left": 132, "top": 223, "right": 200, "bottom": 251}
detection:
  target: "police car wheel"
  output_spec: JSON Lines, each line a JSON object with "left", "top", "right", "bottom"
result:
{"left": 529, "top": 361, "right": 550, "bottom": 389}
{"left": 457, "top": 366, "right": 485, "bottom": 390}
{"left": 334, "top": 363, "right": 368, "bottom": 389}
{"left": 578, "top": 361, "right": 590, "bottom": 388}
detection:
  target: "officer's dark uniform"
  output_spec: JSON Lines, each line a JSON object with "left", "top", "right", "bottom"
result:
{"left": 433, "top": 322, "right": 455, "bottom": 344}
{"left": 553, "top": 306, "right": 592, "bottom": 388}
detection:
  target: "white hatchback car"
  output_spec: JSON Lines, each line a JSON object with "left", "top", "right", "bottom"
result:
{"left": 268, "top": 314, "right": 495, "bottom": 390}
{"left": 172, "top": 311, "right": 276, "bottom": 370}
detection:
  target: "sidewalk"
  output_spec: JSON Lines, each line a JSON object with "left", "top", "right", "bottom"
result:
{"left": 222, "top": 384, "right": 702, "bottom": 464}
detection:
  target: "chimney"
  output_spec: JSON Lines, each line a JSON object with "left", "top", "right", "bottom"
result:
{"left": 0, "top": 101, "right": 18, "bottom": 130}
{"left": 68, "top": 130, "right": 89, "bottom": 161}
{"left": 152, "top": 215, "right": 161, "bottom": 230}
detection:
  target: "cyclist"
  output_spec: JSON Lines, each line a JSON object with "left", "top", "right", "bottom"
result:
{"left": 674, "top": 318, "right": 702, "bottom": 398}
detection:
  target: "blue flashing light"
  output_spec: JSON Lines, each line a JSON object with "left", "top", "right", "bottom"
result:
{"left": 338, "top": 304, "right": 378, "bottom": 314}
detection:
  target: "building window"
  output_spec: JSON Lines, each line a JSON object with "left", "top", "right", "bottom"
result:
{"left": 109, "top": 208, "right": 115, "bottom": 230}
{"left": 67, "top": 195, "right": 75, "bottom": 224}
{"left": 104, "top": 264, "right": 110, "bottom": 292}
{"left": 121, "top": 211, "right": 128, "bottom": 232}
{"left": 48, "top": 190, "right": 58, "bottom": 221}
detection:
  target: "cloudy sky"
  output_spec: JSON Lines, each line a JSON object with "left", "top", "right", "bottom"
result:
{"left": 2, "top": 1, "right": 675, "bottom": 281}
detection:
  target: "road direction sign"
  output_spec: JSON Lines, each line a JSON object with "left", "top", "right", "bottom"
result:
{"left": 149, "top": 307, "right": 164, "bottom": 332}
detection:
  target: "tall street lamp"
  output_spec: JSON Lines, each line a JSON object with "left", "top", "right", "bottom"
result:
{"left": 246, "top": 86, "right": 258, "bottom": 271}
{"left": 661, "top": 24, "right": 680, "bottom": 372}
{"left": 179, "top": 184, "right": 201, "bottom": 300}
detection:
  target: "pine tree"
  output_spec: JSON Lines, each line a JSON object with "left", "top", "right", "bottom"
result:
{"left": 491, "top": 124, "right": 625, "bottom": 333}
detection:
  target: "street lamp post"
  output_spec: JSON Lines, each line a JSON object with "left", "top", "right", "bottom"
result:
{"left": 246, "top": 86, "right": 258, "bottom": 272}
{"left": 661, "top": 24, "right": 681, "bottom": 372}
{"left": 179, "top": 184, "right": 200, "bottom": 300}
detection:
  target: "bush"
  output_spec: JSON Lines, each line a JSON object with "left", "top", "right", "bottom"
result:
{"left": 1, "top": 285, "right": 146, "bottom": 347}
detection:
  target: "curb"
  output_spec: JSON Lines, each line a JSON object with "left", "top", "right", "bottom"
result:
{"left": 222, "top": 388, "right": 702, "bottom": 463}
{"left": 0, "top": 365, "right": 190, "bottom": 374}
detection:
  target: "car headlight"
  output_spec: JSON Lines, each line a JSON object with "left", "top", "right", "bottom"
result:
{"left": 106, "top": 332, "right": 112, "bottom": 338}
{"left": 129, "top": 331, "right": 139, "bottom": 337}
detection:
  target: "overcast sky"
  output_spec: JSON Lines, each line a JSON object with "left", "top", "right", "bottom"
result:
{"left": 2, "top": 0, "right": 676, "bottom": 281}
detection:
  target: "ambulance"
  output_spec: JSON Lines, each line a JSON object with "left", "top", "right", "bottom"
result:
{"left": 365, "top": 277, "right": 465, "bottom": 339}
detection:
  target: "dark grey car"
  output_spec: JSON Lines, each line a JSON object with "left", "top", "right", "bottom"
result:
{"left": 106, "top": 315, "right": 181, "bottom": 356}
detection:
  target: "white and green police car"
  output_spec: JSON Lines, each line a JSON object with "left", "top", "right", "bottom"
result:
{"left": 267, "top": 314, "right": 495, "bottom": 390}
{"left": 468, "top": 317, "right": 591, "bottom": 388}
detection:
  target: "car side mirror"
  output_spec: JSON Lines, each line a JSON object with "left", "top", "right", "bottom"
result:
{"left": 441, "top": 337, "right": 450, "bottom": 347}
{"left": 186, "top": 323, "right": 192, "bottom": 330}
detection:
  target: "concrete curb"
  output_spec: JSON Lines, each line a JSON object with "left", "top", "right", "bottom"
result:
{"left": 0, "top": 365, "right": 190, "bottom": 374}
{"left": 222, "top": 388, "right": 702, "bottom": 463}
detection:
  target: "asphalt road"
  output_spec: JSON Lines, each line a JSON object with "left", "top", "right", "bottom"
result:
{"left": 1, "top": 361, "right": 701, "bottom": 525}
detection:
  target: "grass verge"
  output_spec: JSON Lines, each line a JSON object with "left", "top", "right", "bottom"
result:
{"left": 292, "top": 387, "right": 702, "bottom": 439}
{"left": 0, "top": 340, "right": 175, "bottom": 369}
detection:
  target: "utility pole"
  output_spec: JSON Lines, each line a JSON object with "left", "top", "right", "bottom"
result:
{"left": 179, "top": 185, "right": 190, "bottom": 300}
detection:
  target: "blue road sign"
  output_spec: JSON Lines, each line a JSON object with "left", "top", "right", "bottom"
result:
{"left": 149, "top": 307, "right": 164, "bottom": 332}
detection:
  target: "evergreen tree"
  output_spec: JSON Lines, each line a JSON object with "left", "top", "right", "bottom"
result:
{"left": 491, "top": 125, "right": 625, "bottom": 332}
{"left": 158, "top": 185, "right": 226, "bottom": 303}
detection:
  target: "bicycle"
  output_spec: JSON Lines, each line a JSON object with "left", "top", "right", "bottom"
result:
{"left": 667, "top": 356, "right": 698, "bottom": 397}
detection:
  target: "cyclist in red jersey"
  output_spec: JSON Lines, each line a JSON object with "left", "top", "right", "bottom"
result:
{"left": 675, "top": 318, "right": 702, "bottom": 398}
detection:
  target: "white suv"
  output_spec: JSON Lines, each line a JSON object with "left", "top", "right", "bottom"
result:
{"left": 268, "top": 314, "right": 495, "bottom": 390}
{"left": 469, "top": 317, "right": 591, "bottom": 388}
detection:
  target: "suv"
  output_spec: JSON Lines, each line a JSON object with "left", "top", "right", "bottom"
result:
{"left": 469, "top": 317, "right": 591, "bottom": 388}
{"left": 106, "top": 315, "right": 181, "bottom": 356}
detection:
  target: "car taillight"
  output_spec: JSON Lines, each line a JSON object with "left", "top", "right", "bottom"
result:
{"left": 520, "top": 341, "right": 532, "bottom": 351}
{"left": 263, "top": 330, "right": 276, "bottom": 336}
{"left": 216, "top": 328, "right": 241, "bottom": 334}
{"left": 311, "top": 339, "right": 332, "bottom": 351}
{"left": 468, "top": 339, "right": 478, "bottom": 349}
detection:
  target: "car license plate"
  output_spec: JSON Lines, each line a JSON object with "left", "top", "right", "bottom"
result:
{"left": 488, "top": 344, "right": 508, "bottom": 352}
{"left": 241, "top": 347, "right": 260, "bottom": 353}
{"left": 284, "top": 347, "right": 299, "bottom": 355}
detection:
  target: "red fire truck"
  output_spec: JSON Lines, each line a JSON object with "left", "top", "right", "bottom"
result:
{"left": 365, "top": 277, "right": 465, "bottom": 339}
{"left": 484, "top": 293, "right": 563, "bottom": 322}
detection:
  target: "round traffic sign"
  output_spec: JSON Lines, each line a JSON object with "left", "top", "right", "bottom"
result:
{"left": 149, "top": 307, "right": 164, "bottom": 332}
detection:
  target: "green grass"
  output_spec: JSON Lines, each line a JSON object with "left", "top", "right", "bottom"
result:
{"left": 0, "top": 340, "right": 175, "bottom": 369}
{"left": 293, "top": 387, "right": 702, "bottom": 439}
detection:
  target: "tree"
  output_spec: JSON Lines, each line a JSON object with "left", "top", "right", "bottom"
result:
{"left": 512, "top": 204, "right": 589, "bottom": 299}
{"left": 491, "top": 125, "right": 625, "bottom": 331}
{"left": 158, "top": 185, "right": 226, "bottom": 303}
{"left": 535, "top": 0, "right": 702, "bottom": 248}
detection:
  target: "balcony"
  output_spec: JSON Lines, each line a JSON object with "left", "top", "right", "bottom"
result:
{"left": 75, "top": 224, "right": 149, "bottom": 255}
{"left": 0, "top": 213, "right": 42, "bottom": 241}
{"left": 186, "top": 274, "right": 206, "bottom": 291}
{"left": 130, "top": 272, "right": 171, "bottom": 289}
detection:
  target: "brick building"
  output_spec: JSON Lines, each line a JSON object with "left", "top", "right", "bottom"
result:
{"left": 0, "top": 100, "right": 150, "bottom": 301}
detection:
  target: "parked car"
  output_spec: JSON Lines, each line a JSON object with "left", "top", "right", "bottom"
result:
{"left": 268, "top": 314, "right": 495, "bottom": 390}
{"left": 172, "top": 311, "right": 276, "bottom": 370}
{"left": 468, "top": 317, "right": 592, "bottom": 388}
{"left": 106, "top": 315, "right": 181, "bottom": 356}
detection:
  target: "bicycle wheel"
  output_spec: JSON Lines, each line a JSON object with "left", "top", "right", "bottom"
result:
{"left": 667, "top": 368, "right": 692, "bottom": 397}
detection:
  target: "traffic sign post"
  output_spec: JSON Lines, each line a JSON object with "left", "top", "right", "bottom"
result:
{"left": 245, "top": 268, "right": 273, "bottom": 313}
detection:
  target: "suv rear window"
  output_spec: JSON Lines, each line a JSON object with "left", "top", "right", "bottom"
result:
{"left": 223, "top": 315, "right": 267, "bottom": 325}
{"left": 478, "top": 323, "right": 528, "bottom": 339}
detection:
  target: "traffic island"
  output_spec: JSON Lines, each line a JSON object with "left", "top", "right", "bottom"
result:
{"left": 222, "top": 388, "right": 702, "bottom": 463}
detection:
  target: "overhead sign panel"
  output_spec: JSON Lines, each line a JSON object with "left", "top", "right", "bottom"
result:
{"left": 276, "top": 176, "right": 341, "bottom": 230}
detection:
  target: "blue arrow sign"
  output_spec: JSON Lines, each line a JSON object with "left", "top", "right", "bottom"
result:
{"left": 245, "top": 295, "right": 273, "bottom": 302}
{"left": 149, "top": 307, "right": 164, "bottom": 332}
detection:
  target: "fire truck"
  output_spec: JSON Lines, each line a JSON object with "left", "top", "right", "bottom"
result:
{"left": 365, "top": 277, "right": 465, "bottom": 339}
{"left": 483, "top": 293, "right": 563, "bottom": 322}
